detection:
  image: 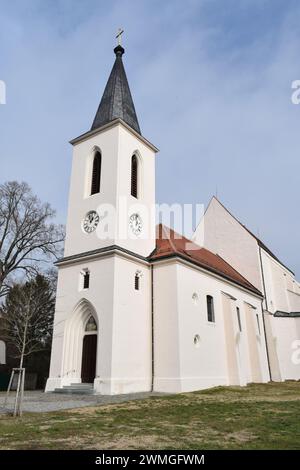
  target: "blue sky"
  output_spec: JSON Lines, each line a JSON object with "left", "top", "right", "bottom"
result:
{"left": 1, "top": 0, "right": 300, "bottom": 276}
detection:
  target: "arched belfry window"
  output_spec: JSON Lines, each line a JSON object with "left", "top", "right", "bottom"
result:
{"left": 131, "top": 154, "right": 138, "bottom": 198}
{"left": 85, "top": 315, "right": 97, "bottom": 332}
{"left": 91, "top": 151, "right": 101, "bottom": 195}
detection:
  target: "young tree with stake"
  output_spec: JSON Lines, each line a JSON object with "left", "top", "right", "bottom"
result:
{"left": 1, "top": 274, "right": 56, "bottom": 415}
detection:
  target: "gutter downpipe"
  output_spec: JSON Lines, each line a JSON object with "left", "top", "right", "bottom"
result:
{"left": 259, "top": 245, "right": 272, "bottom": 381}
{"left": 151, "top": 263, "right": 154, "bottom": 392}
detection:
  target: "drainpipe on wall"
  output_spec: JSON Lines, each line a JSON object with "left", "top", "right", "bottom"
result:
{"left": 151, "top": 264, "right": 154, "bottom": 392}
{"left": 259, "top": 245, "right": 272, "bottom": 381}
{"left": 259, "top": 245, "right": 269, "bottom": 312}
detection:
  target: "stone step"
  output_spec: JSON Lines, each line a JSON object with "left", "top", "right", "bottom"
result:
{"left": 64, "top": 384, "right": 93, "bottom": 389}
{"left": 53, "top": 383, "right": 95, "bottom": 395}
{"left": 53, "top": 387, "right": 95, "bottom": 395}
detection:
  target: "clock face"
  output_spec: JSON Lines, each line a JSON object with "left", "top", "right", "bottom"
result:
{"left": 129, "top": 213, "right": 143, "bottom": 236}
{"left": 83, "top": 210, "right": 100, "bottom": 233}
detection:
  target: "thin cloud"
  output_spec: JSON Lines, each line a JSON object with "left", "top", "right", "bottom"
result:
{"left": 0, "top": 0, "right": 299, "bottom": 275}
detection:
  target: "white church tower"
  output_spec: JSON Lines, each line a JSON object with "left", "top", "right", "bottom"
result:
{"left": 46, "top": 42, "right": 158, "bottom": 394}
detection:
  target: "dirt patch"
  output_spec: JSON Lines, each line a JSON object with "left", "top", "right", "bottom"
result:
{"left": 225, "top": 430, "right": 257, "bottom": 443}
{"left": 86, "top": 434, "right": 167, "bottom": 450}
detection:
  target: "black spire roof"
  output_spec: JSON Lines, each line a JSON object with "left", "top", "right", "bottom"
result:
{"left": 91, "top": 45, "right": 141, "bottom": 134}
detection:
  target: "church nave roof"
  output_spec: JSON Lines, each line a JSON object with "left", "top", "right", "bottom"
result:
{"left": 151, "top": 224, "right": 262, "bottom": 296}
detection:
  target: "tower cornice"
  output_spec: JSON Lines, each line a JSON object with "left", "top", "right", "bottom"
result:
{"left": 55, "top": 244, "right": 150, "bottom": 267}
{"left": 69, "top": 118, "right": 159, "bottom": 153}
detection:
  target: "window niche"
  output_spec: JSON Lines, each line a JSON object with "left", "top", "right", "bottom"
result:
{"left": 131, "top": 154, "right": 138, "bottom": 198}
{"left": 207, "top": 295, "right": 215, "bottom": 323}
{"left": 81, "top": 269, "right": 90, "bottom": 290}
{"left": 134, "top": 270, "right": 142, "bottom": 290}
{"left": 91, "top": 151, "right": 102, "bottom": 195}
{"left": 85, "top": 315, "right": 97, "bottom": 332}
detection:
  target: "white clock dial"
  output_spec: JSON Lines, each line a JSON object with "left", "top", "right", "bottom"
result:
{"left": 83, "top": 210, "right": 100, "bottom": 233}
{"left": 129, "top": 213, "right": 143, "bottom": 236}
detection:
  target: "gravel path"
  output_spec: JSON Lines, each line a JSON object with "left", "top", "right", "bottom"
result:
{"left": 0, "top": 390, "right": 165, "bottom": 414}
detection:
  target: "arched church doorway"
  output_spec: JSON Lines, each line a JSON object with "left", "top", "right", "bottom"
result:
{"left": 81, "top": 315, "right": 98, "bottom": 383}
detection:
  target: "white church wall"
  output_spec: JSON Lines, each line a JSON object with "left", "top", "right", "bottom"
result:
{"left": 265, "top": 314, "right": 300, "bottom": 381}
{"left": 263, "top": 313, "right": 282, "bottom": 381}
{"left": 64, "top": 122, "right": 157, "bottom": 260}
{"left": 222, "top": 294, "right": 241, "bottom": 386}
{"left": 261, "top": 250, "right": 290, "bottom": 313}
{"left": 258, "top": 250, "right": 300, "bottom": 382}
{"left": 260, "top": 249, "right": 300, "bottom": 313}
{"left": 288, "top": 290, "right": 300, "bottom": 312}
{"left": 176, "top": 263, "right": 228, "bottom": 391}
{"left": 108, "top": 255, "right": 152, "bottom": 394}
{"left": 153, "top": 259, "right": 269, "bottom": 394}
{"left": 114, "top": 125, "right": 156, "bottom": 258}
{"left": 244, "top": 302, "right": 264, "bottom": 383}
{"left": 153, "top": 262, "right": 182, "bottom": 393}
{"left": 193, "top": 197, "right": 262, "bottom": 291}
{"left": 64, "top": 124, "right": 120, "bottom": 257}
{"left": 46, "top": 255, "right": 115, "bottom": 392}
{"left": 176, "top": 262, "right": 270, "bottom": 391}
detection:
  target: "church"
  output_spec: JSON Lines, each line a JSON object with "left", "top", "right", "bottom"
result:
{"left": 46, "top": 40, "right": 300, "bottom": 395}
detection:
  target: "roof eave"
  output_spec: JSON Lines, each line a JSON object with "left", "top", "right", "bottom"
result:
{"left": 150, "top": 251, "right": 263, "bottom": 298}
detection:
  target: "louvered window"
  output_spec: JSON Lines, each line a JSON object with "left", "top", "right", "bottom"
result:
{"left": 91, "top": 151, "right": 101, "bottom": 195}
{"left": 131, "top": 155, "right": 138, "bottom": 198}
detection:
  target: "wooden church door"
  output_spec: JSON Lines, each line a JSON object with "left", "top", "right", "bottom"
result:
{"left": 81, "top": 334, "right": 97, "bottom": 383}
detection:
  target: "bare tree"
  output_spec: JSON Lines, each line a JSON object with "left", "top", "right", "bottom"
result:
{"left": 1, "top": 274, "right": 56, "bottom": 369}
{"left": 1, "top": 274, "right": 56, "bottom": 416}
{"left": 0, "top": 181, "right": 64, "bottom": 297}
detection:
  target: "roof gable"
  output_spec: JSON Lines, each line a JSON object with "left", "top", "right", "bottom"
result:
{"left": 207, "top": 197, "right": 294, "bottom": 275}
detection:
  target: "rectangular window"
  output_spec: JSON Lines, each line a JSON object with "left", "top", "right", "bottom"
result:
{"left": 83, "top": 271, "right": 90, "bottom": 289}
{"left": 236, "top": 307, "right": 242, "bottom": 332}
{"left": 256, "top": 314, "right": 261, "bottom": 335}
{"left": 135, "top": 274, "right": 139, "bottom": 291}
{"left": 207, "top": 295, "right": 215, "bottom": 322}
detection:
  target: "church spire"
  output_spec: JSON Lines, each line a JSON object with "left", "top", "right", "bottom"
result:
{"left": 91, "top": 39, "right": 141, "bottom": 134}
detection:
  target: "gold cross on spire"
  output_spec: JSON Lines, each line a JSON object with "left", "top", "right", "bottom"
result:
{"left": 116, "top": 28, "right": 124, "bottom": 46}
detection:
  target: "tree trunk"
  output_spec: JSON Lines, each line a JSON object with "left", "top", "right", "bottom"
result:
{"left": 14, "top": 316, "right": 28, "bottom": 417}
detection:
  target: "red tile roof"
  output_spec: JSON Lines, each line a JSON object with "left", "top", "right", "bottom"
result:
{"left": 151, "top": 224, "right": 262, "bottom": 296}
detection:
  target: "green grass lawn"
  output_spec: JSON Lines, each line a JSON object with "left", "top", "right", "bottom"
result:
{"left": 0, "top": 381, "right": 300, "bottom": 450}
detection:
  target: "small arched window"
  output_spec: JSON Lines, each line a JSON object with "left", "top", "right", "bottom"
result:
{"left": 85, "top": 315, "right": 97, "bottom": 332}
{"left": 83, "top": 270, "right": 90, "bottom": 289}
{"left": 131, "top": 154, "right": 138, "bottom": 198}
{"left": 91, "top": 151, "right": 101, "bottom": 195}
{"left": 135, "top": 273, "right": 140, "bottom": 290}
